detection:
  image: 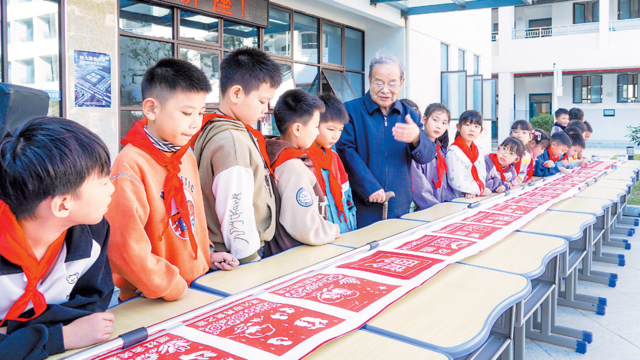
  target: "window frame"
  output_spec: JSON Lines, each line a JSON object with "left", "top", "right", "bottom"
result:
{"left": 572, "top": 75, "right": 602, "bottom": 104}
{"left": 1, "top": 0, "right": 66, "bottom": 115}
{"left": 618, "top": 73, "right": 639, "bottom": 103}
{"left": 441, "top": 43, "right": 448, "bottom": 72}
{"left": 458, "top": 49, "right": 465, "bottom": 71}
{"left": 574, "top": 1, "right": 599, "bottom": 23}
{"left": 618, "top": 0, "right": 640, "bottom": 19}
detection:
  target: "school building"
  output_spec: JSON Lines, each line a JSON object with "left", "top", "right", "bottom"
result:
{"left": 492, "top": 0, "right": 640, "bottom": 148}
{"left": 0, "top": 0, "right": 508, "bottom": 157}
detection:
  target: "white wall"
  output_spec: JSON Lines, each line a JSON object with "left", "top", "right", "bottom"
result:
{"left": 515, "top": 4, "right": 552, "bottom": 29}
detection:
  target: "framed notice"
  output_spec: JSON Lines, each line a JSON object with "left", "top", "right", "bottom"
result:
{"left": 74, "top": 50, "right": 112, "bottom": 108}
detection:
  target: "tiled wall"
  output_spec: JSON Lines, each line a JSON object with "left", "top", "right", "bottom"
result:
{"left": 65, "top": 0, "right": 119, "bottom": 159}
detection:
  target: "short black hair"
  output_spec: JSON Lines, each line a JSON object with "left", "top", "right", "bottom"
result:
{"left": 141, "top": 57, "right": 212, "bottom": 102}
{"left": 555, "top": 108, "right": 569, "bottom": 118}
{"left": 583, "top": 121, "right": 593, "bottom": 133}
{"left": 511, "top": 120, "right": 533, "bottom": 132}
{"left": 568, "top": 133, "right": 586, "bottom": 149}
{"left": 220, "top": 47, "right": 282, "bottom": 96}
{"left": 567, "top": 120, "right": 587, "bottom": 133}
{"left": 274, "top": 89, "right": 325, "bottom": 135}
{"left": 501, "top": 137, "right": 525, "bottom": 158}
{"left": 564, "top": 127, "right": 583, "bottom": 138}
{"left": 568, "top": 107, "right": 584, "bottom": 121}
{"left": 400, "top": 99, "right": 420, "bottom": 114}
{"left": 424, "top": 103, "right": 451, "bottom": 148}
{"left": 318, "top": 94, "right": 348, "bottom": 125}
{"left": 531, "top": 128, "right": 550, "bottom": 147}
{"left": 0, "top": 117, "right": 111, "bottom": 220}
{"left": 550, "top": 132, "right": 572, "bottom": 147}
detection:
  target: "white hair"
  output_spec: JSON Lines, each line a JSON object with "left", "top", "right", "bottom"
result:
{"left": 369, "top": 50, "right": 405, "bottom": 80}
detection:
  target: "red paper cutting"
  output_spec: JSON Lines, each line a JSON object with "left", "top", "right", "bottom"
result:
{"left": 98, "top": 333, "right": 244, "bottom": 360}
{"left": 460, "top": 211, "right": 522, "bottom": 226}
{"left": 188, "top": 299, "right": 343, "bottom": 356}
{"left": 434, "top": 222, "right": 502, "bottom": 240}
{"left": 396, "top": 235, "right": 476, "bottom": 256}
{"left": 271, "top": 274, "right": 399, "bottom": 312}
{"left": 507, "top": 196, "right": 551, "bottom": 207}
{"left": 488, "top": 202, "right": 538, "bottom": 215}
{"left": 337, "top": 251, "right": 444, "bottom": 280}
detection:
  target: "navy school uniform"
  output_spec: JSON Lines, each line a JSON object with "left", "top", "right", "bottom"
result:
{"left": 533, "top": 149, "right": 561, "bottom": 177}
{"left": 0, "top": 218, "right": 113, "bottom": 360}
{"left": 336, "top": 92, "right": 437, "bottom": 227}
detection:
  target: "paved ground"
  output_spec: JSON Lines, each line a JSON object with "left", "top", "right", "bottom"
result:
{"left": 525, "top": 217, "right": 640, "bottom": 359}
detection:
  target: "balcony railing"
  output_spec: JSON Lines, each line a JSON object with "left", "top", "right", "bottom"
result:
{"left": 491, "top": 32, "right": 498, "bottom": 41}
{"left": 610, "top": 18, "right": 640, "bottom": 31}
{"left": 513, "top": 23, "right": 599, "bottom": 39}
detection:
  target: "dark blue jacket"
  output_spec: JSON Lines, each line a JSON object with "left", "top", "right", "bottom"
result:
{"left": 337, "top": 92, "right": 436, "bottom": 227}
{"left": 533, "top": 150, "right": 561, "bottom": 177}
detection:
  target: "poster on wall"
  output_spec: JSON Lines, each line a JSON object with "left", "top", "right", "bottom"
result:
{"left": 74, "top": 50, "right": 112, "bottom": 108}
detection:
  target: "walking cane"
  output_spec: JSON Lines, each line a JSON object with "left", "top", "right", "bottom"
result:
{"left": 381, "top": 191, "right": 395, "bottom": 220}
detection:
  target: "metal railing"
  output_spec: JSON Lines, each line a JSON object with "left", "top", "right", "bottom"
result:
{"left": 513, "top": 23, "right": 599, "bottom": 39}
{"left": 610, "top": 18, "right": 640, "bottom": 31}
{"left": 491, "top": 32, "right": 498, "bottom": 41}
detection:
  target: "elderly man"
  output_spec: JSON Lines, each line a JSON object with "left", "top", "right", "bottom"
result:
{"left": 337, "top": 52, "right": 436, "bottom": 227}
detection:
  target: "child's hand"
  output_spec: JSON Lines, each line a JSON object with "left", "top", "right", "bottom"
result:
{"left": 482, "top": 188, "right": 492, "bottom": 196}
{"left": 334, "top": 224, "right": 342, "bottom": 239}
{"left": 495, "top": 185, "right": 506, "bottom": 193}
{"left": 63, "top": 312, "right": 114, "bottom": 350}
{"left": 210, "top": 251, "right": 239, "bottom": 271}
{"left": 543, "top": 160, "right": 554, "bottom": 168}
{"left": 561, "top": 159, "right": 569, "bottom": 167}
{"left": 463, "top": 192, "right": 476, "bottom": 199}
{"left": 559, "top": 168, "right": 572, "bottom": 176}
{"left": 579, "top": 159, "right": 589, "bottom": 167}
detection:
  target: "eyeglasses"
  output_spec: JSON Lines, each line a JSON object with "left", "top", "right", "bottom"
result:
{"left": 510, "top": 129, "right": 531, "bottom": 137}
{"left": 498, "top": 146, "right": 518, "bottom": 158}
{"left": 371, "top": 82, "right": 399, "bottom": 92}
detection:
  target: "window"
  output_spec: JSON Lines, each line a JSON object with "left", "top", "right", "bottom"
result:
{"left": 458, "top": 49, "right": 465, "bottom": 71}
{"left": 441, "top": 71, "right": 466, "bottom": 119}
{"left": 573, "top": 75, "right": 602, "bottom": 103}
{"left": 440, "top": 43, "right": 448, "bottom": 72}
{"left": 467, "top": 75, "right": 482, "bottom": 113}
{"left": 5, "top": 0, "right": 62, "bottom": 116}
{"left": 618, "top": 74, "right": 639, "bottom": 102}
{"left": 118, "top": 2, "right": 364, "bottom": 138}
{"left": 574, "top": 2, "right": 599, "bottom": 23}
{"left": 619, "top": 0, "right": 640, "bottom": 19}
{"left": 527, "top": 18, "right": 552, "bottom": 38}
{"left": 473, "top": 55, "right": 479, "bottom": 75}
{"left": 483, "top": 79, "right": 497, "bottom": 120}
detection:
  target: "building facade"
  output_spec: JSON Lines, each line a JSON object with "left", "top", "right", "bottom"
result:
{"left": 492, "top": 0, "right": 640, "bottom": 147}
{"left": 0, "top": 0, "right": 495, "bottom": 157}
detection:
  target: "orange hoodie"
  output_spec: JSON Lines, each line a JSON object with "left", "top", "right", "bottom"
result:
{"left": 106, "top": 145, "right": 210, "bottom": 301}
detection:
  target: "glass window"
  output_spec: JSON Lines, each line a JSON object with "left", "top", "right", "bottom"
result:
{"left": 7, "top": 0, "right": 61, "bottom": 116}
{"left": 120, "top": 111, "right": 145, "bottom": 141}
{"left": 179, "top": 11, "right": 219, "bottom": 43}
{"left": 119, "top": 1, "right": 173, "bottom": 39}
{"left": 264, "top": 8, "right": 291, "bottom": 56}
{"left": 592, "top": 2, "right": 600, "bottom": 22}
{"left": 473, "top": 55, "right": 479, "bottom": 75}
{"left": 345, "top": 28, "right": 363, "bottom": 71}
{"left": 223, "top": 21, "right": 258, "bottom": 50}
{"left": 592, "top": 75, "right": 602, "bottom": 103}
{"left": 179, "top": 48, "right": 220, "bottom": 106}
{"left": 620, "top": 0, "right": 631, "bottom": 19}
{"left": 270, "top": 63, "right": 296, "bottom": 109}
{"left": 458, "top": 49, "right": 465, "bottom": 71}
{"left": 346, "top": 72, "right": 364, "bottom": 98}
{"left": 441, "top": 71, "right": 466, "bottom": 119}
{"left": 483, "top": 79, "right": 496, "bottom": 120}
{"left": 293, "top": 12, "right": 318, "bottom": 63}
{"left": 573, "top": 76, "right": 583, "bottom": 103}
{"left": 294, "top": 63, "right": 319, "bottom": 95}
{"left": 618, "top": 74, "right": 639, "bottom": 102}
{"left": 322, "top": 23, "right": 342, "bottom": 65}
{"left": 120, "top": 36, "right": 173, "bottom": 107}
{"left": 440, "top": 43, "right": 448, "bottom": 72}
{"left": 323, "top": 70, "right": 356, "bottom": 103}
{"left": 575, "top": 4, "right": 586, "bottom": 23}
{"left": 467, "top": 75, "right": 482, "bottom": 113}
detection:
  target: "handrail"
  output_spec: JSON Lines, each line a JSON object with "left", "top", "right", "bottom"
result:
{"left": 513, "top": 23, "right": 599, "bottom": 39}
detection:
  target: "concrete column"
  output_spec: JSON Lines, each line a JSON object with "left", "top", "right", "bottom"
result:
{"left": 498, "top": 72, "right": 515, "bottom": 142}
{"left": 599, "top": 0, "right": 610, "bottom": 50}
{"left": 498, "top": 6, "right": 515, "bottom": 57}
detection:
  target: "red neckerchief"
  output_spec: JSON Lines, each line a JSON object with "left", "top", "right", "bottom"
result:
{"left": 514, "top": 159, "right": 521, "bottom": 174}
{"left": 433, "top": 145, "right": 448, "bottom": 189}
{"left": 198, "top": 113, "right": 274, "bottom": 177}
{"left": 560, "top": 153, "right": 569, "bottom": 162}
{"left": 452, "top": 136, "right": 485, "bottom": 194}
{"left": 489, "top": 153, "right": 508, "bottom": 181}
{"left": 0, "top": 201, "right": 67, "bottom": 326}
{"left": 547, "top": 148, "right": 561, "bottom": 163}
{"left": 525, "top": 160, "right": 535, "bottom": 182}
{"left": 122, "top": 119, "right": 199, "bottom": 259}
{"left": 308, "top": 145, "right": 347, "bottom": 223}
